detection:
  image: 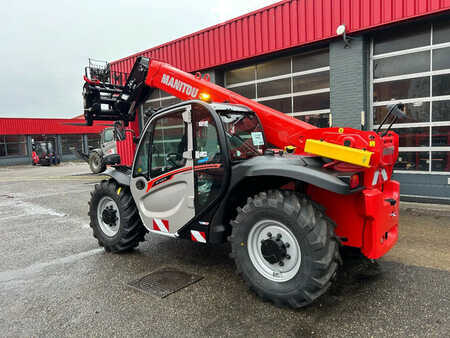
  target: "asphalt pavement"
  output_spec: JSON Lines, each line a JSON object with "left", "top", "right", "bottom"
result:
{"left": 0, "top": 163, "right": 449, "bottom": 337}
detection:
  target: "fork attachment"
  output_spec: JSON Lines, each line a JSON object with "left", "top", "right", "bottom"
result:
{"left": 82, "top": 57, "right": 151, "bottom": 126}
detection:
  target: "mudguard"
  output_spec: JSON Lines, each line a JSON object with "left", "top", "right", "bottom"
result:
{"left": 102, "top": 167, "right": 131, "bottom": 186}
{"left": 230, "top": 155, "right": 353, "bottom": 195}
{"left": 91, "top": 148, "right": 103, "bottom": 157}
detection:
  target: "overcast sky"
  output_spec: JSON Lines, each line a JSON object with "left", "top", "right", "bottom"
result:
{"left": 0, "top": 0, "right": 276, "bottom": 118}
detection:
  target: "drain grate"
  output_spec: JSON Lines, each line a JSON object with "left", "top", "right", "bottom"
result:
{"left": 128, "top": 267, "right": 203, "bottom": 298}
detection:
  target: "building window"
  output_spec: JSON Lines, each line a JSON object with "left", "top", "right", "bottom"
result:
{"left": 372, "top": 20, "right": 450, "bottom": 173}
{"left": 224, "top": 49, "right": 330, "bottom": 128}
{"left": 0, "top": 136, "right": 5, "bottom": 157}
{"left": 226, "top": 65, "right": 256, "bottom": 85}
{"left": 143, "top": 89, "right": 182, "bottom": 125}
{"left": 61, "top": 134, "right": 83, "bottom": 155}
{"left": 0, "top": 135, "right": 27, "bottom": 157}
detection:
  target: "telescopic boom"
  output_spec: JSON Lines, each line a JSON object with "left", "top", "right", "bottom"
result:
{"left": 83, "top": 56, "right": 400, "bottom": 171}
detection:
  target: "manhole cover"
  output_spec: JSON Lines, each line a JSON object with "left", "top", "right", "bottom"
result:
{"left": 128, "top": 267, "right": 203, "bottom": 298}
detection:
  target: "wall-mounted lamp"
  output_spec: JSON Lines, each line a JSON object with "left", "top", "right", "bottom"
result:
{"left": 336, "top": 24, "right": 353, "bottom": 48}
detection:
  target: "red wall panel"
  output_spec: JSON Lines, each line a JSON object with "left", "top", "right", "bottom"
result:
{"left": 323, "top": 0, "right": 333, "bottom": 37}
{"left": 0, "top": 118, "right": 107, "bottom": 136}
{"left": 110, "top": 0, "right": 450, "bottom": 75}
{"left": 248, "top": 15, "right": 256, "bottom": 57}
{"left": 116, "top": 130, "right": 136, "bottom": 167}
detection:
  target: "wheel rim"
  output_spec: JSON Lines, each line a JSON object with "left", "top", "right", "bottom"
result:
{"left": 97, "top": 196, "right": 120, "bottom": 237}
{"left": 247, "top": 220, "right": 301, "bottom": 282}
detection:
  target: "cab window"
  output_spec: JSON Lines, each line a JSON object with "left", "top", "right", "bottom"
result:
{"left": 193, "top": 105, "right": 225, "bottom": 211}
{"left": 150, "top": 111, "right": 187, "bottom": 178}
{"left": 219, "top": 111, "right": 264, "bottom": 161}
{"left": 103, "top": 129, "right": 114, "bottom": 143}
{"left": 195, "top": 116, "right": 221, "bottom": 165}
{"left": 133, "top": 131, "right": 151, "bottom": 177}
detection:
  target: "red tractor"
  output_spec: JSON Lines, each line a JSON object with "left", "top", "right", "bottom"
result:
{"left": 82, "top": 57, "right": 404, "bottom": 308}
{"left": 31, "top": 139, "right": 60, "bottom": 166}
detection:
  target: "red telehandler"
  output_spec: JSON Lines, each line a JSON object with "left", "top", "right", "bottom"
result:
{"left": 82, "top": 56, "right": 404, "bottom": 308}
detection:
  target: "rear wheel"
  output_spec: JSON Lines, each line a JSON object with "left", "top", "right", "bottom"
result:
{"left": 89, "top": 152, "right": 106, "bottom": 174}
{"left": 229, "top": 190, "right": 341, "bottom": 308}
{"left": 88, "top": 179, "right": 147, "bottom": 252}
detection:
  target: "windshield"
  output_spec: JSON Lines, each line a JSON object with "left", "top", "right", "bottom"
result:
{"left": 218, "top": 111, "right": 265, "bottom": 161}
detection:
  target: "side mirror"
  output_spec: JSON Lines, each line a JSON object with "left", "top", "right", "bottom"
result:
{"left": 103, "top": 153, "right": 121, "bottom": 166}
{"left": 378, "top": 102, "right": 408, "bottom": 136}
{"left": 387, "top": 103, "right": 407, "bottom": 120}
{"left": 113, "top": 121, "right": 126, "bottom": 141}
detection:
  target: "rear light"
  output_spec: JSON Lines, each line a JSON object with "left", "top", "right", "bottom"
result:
{"left": 349, "top": 174, "right": 360, "bottom": 189}
{"left": 338, "top": 173, "right": 362, "bottom": 189}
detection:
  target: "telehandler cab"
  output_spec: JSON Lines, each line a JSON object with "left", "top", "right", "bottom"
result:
{"left": 82, "top": 56, "right": 404, "bottom": 308}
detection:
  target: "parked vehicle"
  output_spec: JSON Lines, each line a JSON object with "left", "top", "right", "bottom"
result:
{"left": 32, "top": 140, "right": 60, "bottom": 166}
{"left": 70, "top": 128, "right": 117, "bottom": 173}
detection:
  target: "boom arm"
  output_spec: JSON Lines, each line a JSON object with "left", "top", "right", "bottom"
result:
{"left": 83, "top": 56, "right": 399, "bottom": 171}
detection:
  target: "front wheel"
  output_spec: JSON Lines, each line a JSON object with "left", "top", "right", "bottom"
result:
{"left": 229, "top": 190, "right": 341, "bottom": 308}
{"left": 89, "top": 152, "right": 106, "bottom": 174}
{"left": 88, "top": 179, "right": 147, "bottom": 252}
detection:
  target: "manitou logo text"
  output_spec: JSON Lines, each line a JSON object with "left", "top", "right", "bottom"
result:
{"left": 161, "top": 74, "right": 199, "bottom": 98}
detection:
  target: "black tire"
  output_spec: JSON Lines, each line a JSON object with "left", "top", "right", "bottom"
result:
{"left": 89, "top": 152, "right": 106, "bottom": 174}
{"left": 88, "top": 179, "right": 147, "bottom": 252}
{"left": 229, "top": 190, "right": 341, "bottom": 308}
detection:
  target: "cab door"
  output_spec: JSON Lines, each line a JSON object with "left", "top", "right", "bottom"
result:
{"left": 130, "top": 104, "right": 195, "bottom": 236}
{"left": 192, "top": 105, "right": 227, "bottom": 214}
